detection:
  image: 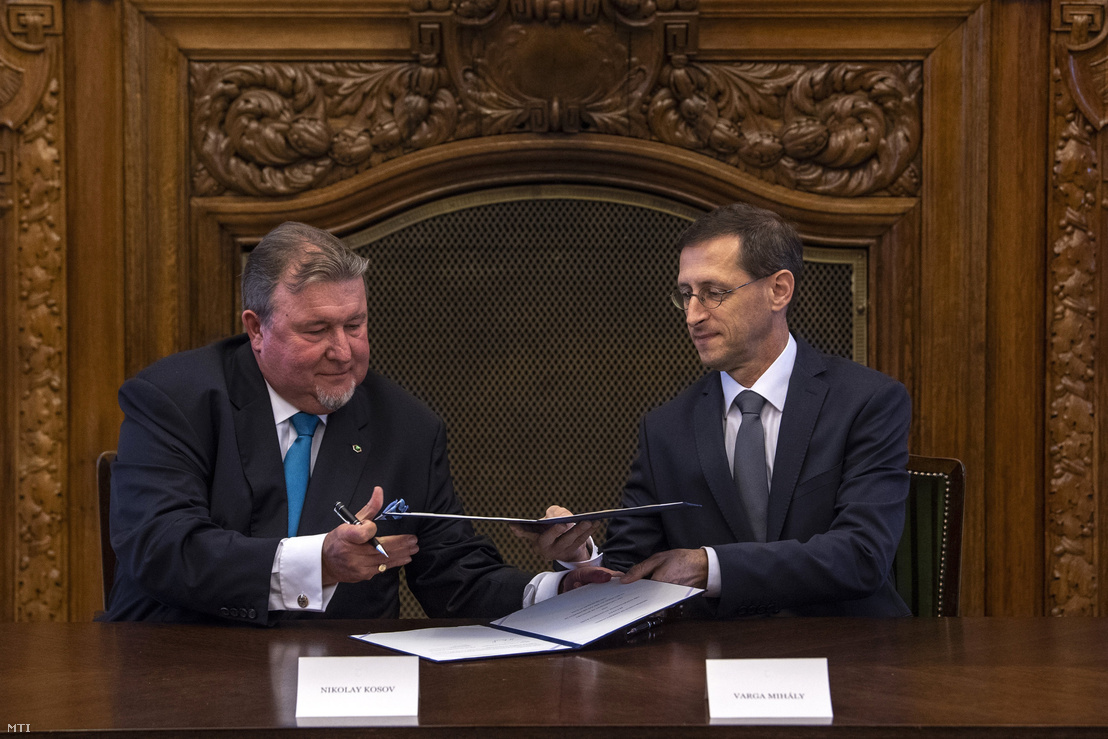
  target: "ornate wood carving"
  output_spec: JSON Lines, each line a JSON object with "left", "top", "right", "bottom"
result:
{"left": 1, "top": 0, "right": 66, "bottom": 621}
{"left": 1048, "top": 0, "right": 1103, "bottom": 616}
{"left": 13, "top": 79, "right": 65, "bottom": 621}
{"left": 191, "top": 1, "right": 921, "bottom": 199}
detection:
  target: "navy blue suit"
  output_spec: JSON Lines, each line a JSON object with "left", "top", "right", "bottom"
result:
{"left": 603, "top": 337, "right": 912, "bottom": 617}
{"left": 103, "top": 335, "right": 531, "bottom": 624}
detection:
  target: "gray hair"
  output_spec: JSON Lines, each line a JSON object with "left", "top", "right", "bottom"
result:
{"left": 242, "top": 222, "right": 370, "bottom": 324}
{"left": 677, "top": 202, "right": 803, "bottom": 288}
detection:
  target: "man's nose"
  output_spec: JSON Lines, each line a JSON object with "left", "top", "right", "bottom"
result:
{"left": 686, "top": 296, "right": 709, "bottom": 326}
{"left": 327, "top": 330, "right": 352, "bottom": 361}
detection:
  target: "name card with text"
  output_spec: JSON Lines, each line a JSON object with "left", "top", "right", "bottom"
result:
{"left": 706, "top": 658, "right": 832, "bottom": 725}
{"left": 295, "top": 656, "right": 419, "bottom": 726}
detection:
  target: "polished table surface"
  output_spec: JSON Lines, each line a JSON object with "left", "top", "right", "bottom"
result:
{"left": 2, "top": 617, "right": 1107, "bottom": 737}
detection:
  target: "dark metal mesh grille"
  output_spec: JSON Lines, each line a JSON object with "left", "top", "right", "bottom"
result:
{"left": 791, "top": 261, "right": 857, "bottom": 360}
{"left": 349, "top": 195, "right": 860, "bottom": 617}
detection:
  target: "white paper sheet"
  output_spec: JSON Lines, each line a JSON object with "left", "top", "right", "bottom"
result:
{"left": 352, "top": 579, "right": 702, "bottom": 662}
{"left": 492, "top": 578, "right": 699, "bottom": 646}
{"left": 354, "top": 625, "right": 574, "bottom": 661}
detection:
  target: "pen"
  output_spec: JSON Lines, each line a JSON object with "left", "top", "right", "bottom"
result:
{"left": 334, "top": 501, "right": 389, "bottom": 558}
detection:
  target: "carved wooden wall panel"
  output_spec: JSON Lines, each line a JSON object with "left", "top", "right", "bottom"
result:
{"left": 139, "top": 0, "right": 990, "bottom": 613}
{"left": 190, "top": 59, "right": 921, "bottom": 200}
{"left": 0, "top": 0, "right": 67, "bottom": 621}
{"left": 1048, "top": 0, "right": 1105, "bottom": 616}
{"left": 3, "top": 0, "right": 1065, "bottom": 620}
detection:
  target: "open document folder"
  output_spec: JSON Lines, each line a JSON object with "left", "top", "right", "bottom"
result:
{"left": 376, "top": 500, "right": 701, "bottom": 532}
{"left": 352, "top": 578, "right": 703, "bottom": 662}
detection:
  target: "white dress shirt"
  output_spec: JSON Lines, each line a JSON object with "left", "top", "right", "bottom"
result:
{"left": 702, "top": 333, "right": 796, "bottom": 595}
{"left": 266, "top": 383, "right": 337, "bottom": 612}
{"left": 552, "top": 335, "right": 798, "bottom": 599}
{"left": 264, "top": 383, "right": 556, "bottom": 613}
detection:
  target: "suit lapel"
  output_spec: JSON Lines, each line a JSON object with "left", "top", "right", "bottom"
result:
{"left": 227, "top": 340, "right": 288, "bottom": 539}
{"left": 297, "top": 387, "right": 372, "bottom": 536}
{"left": 692, "top": 375, "right": 757, "bottom": 542}
{"left": 766, "top": 337, "right": 828, "bottom": 541}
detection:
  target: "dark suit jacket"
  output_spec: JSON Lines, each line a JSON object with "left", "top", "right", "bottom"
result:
{"left": 103, "top": 335, "right": 531, "bottom": 624}
{"left": 603, "top": 337, "right": 912, "bottom": 617}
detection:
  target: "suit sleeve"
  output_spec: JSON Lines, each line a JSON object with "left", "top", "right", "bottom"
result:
{"left": 109, "top": 375, "right": 279, "bottom": 624}
{"left": 713, "top": 380, "right": 911, "bottom": 616}
{"left": 600, "top": 421, "right": 671, "bottom": 572}
{"left": 402, "top": 422, "right": 533, "bottom": 618}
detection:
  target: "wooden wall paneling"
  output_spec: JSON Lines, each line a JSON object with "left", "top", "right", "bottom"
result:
{"left": 696, "top": 0, "right": 979, "bottom": 59}
{"left": 102, "top": 0, "right": 1061, "bottom": 619}
{"left": 0, "top": 51, "right": 15, "bottom": 621}
{"left": 123, "top": 0, "right": 189, "bottom": 376}
{"left": 987, "top": 1, "right": 1048, "bottom": 617}
{"left": 918, "top": 5, "right": 990, "bottom": 615}
{"left": 1, "top": 0, "right": 68, "bottom": 621}
{"left": 870, "top": 204, "right": 921, "bottom": 425}
{"left": 65, "top": 0, "right": 126, "bottom": 620}
{"left": 135, "top": 0, "right": 411, "bottom": 61}
{"left": 1048, "top": 0, "right": 1104, "bottom": 616}
{"left": 185, "top": 0, "right": 965, "bottom": 608}
{"left": 188, "top": 135, "right": 919, "bottom": 350}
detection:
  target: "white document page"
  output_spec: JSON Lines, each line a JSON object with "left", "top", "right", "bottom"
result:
{"left": 352, "top": 578, "right": 702, "bottom": 662}
{"left": 354, "top": 625, "right": 574, "bottom": 662}
{"left": 491, "top": 578, "right": 700, "bottom": 646}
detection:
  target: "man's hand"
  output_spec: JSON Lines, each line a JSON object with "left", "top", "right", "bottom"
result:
{"left": 621, "top": 548, "right": 708, "bottom": 589}
{"left": 322, "top": 486, "right": 418, "bottom": 585}
{"left": 509, "top": 505, "right": 593, "bottom": 562}
{"left": 559, "top": 566, "right": 624, "bottom": 594}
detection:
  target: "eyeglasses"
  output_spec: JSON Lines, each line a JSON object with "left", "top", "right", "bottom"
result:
{"left": 669, "top": 276, "right": 764, "bottom": 312}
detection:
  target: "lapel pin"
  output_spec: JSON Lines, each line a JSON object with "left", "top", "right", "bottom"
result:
{"left": 352, "top": 444, "right": 362, "bottom": 453}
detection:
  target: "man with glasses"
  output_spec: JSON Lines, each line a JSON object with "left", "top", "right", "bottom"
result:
{"left": 103, "top": 221, "right": 608, "bottom": 623}
{"left": 517, "top": 202, "right": 912, "bottom": 617}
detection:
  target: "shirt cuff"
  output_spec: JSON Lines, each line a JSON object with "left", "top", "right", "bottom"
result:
{"left": 269, "top": 534, "right": 338, "bottom": 612}
{"left": 521, "top": 538, "right": 603, "bottom": 608}
{"left": 522, "top": 570, "right": 569, "bottom": 607}
{"left": 556, "top": 537, "right": 601, "bottom": 569}
{"left": 703, "top": 545, "right": 722, "bottom": 598}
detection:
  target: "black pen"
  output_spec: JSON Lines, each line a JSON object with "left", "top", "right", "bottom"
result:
{"left": 334, "top": 501, "right": 389, "bottom": 558}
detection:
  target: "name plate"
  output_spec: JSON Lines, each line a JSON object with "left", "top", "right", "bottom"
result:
{"left": 706, "top": 658, "right": 833, "bottom": 725}
{"left": 295, "top": 656, "right": 419, "bottom": 726}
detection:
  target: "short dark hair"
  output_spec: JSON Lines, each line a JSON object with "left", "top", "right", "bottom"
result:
{"left": 677, "top": 203, "right": 803, "bottom": 288}
{"left": 242, "top": 222, "right": 370, "bottom": 324}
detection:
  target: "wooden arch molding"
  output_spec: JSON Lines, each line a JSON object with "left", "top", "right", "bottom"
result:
{"left": 189, "top": 134, "right": 918, "bottom": 368}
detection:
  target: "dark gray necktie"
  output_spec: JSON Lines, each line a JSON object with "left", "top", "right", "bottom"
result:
{"left": 733, "top": 390, "right": 769, "bottom": 542}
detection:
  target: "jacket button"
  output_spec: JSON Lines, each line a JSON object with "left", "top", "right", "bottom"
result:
{"left": 220, "top": 607, "right": 229, "bottom": 617}
{"left": 248, "top": 608, "right": 257, "bottom": 619}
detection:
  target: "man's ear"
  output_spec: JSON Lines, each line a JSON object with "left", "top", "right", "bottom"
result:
{"left": 768, "top": 269, "right": 795, "bottom": 314}
{"left": 242, "top": 310, "right": 264, "bottom": 349}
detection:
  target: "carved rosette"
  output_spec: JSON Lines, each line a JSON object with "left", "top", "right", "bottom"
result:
{"left": 191, "top": 0, "right": 921, "bottom": 199}
{"left": 1048, "top": 0, "right": 1103, "bottom": 616}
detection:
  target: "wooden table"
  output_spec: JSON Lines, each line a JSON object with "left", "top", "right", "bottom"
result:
{"left": 2, "top": 617, "right": 1107, "bottom": 736}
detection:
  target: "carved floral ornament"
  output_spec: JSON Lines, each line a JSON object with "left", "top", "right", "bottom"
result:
{"left": 191, "top": 0, "right": 921, "bottom": 198}
{"left": 1047, "top": 0, "right": 1104, "bottom": 615}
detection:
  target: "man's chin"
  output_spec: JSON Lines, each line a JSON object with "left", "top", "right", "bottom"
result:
{"left": 315, "top": 382, "right": 357, "bottom": 412}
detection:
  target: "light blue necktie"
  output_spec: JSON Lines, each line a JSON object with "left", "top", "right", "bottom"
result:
{"left": 284, "top": 412, "right": 320, "bottom": 538}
